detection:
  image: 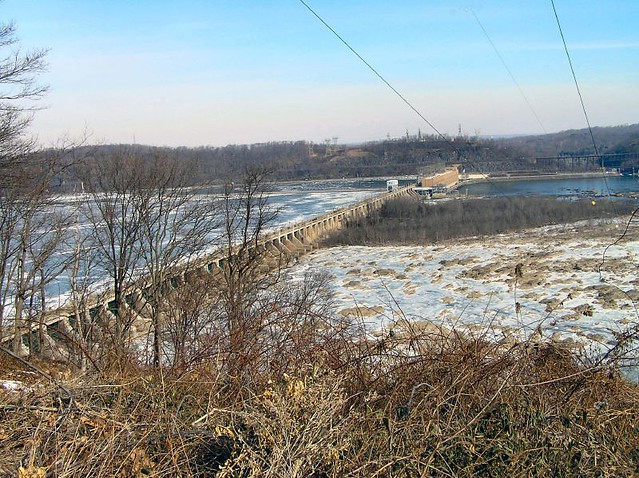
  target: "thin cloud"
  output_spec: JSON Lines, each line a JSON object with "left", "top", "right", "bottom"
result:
{"left": 503, "top": 41, "right": 639, "bottom": 52}
{"left": 571, "top": 41, "right": 639, "bottom": 50}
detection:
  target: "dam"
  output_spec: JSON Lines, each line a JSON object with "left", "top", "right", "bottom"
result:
{"left": 2, "top": 184, "right": 417, "bottom": 356}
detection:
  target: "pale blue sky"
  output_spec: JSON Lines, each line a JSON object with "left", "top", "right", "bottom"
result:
{"left": 3, "top": 0, "right": 638, "bottom": 147}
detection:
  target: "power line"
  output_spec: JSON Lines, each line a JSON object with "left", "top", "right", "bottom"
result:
{"left": 469, "top": 8, "right": 547, "bottom": 134}
{"left": 550, "top": 0, "right": 618, "bottom": 214}
{"left": 550, "top": 0, "right": 624, "bottom": 268}
{"left": 300, "top": 0, "right": 632, "bottom": 338}
{"left": 298, "top": 0, "right": 509, "bottom": 192}
{"left": 550, "top": 0, "right": 599, "bottom": 157}
{"left": 298, "top": 0, "right": 446, "bottom": 141}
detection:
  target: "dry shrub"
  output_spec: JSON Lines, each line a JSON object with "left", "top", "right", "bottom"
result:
{"left": 215, "top": 367, "right": 349, "bottom": 477}
{"left": 333, "top": 329, "right": 639, "bottom": 477}
{"left": 1, "top": 320, "right": 639, "bottom": 477}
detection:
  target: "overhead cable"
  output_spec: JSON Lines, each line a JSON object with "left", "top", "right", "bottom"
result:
{"left": 298, "top": 0, "right": 509, "bottom": 191}
{"left": 298, "top": 0, "right": 447, "bottom": 143}
{"left": 469, "top": 8, "right": 547, "bottom": 134}
{"left": 550, "top": 0, "right": 599, "bottom": 157}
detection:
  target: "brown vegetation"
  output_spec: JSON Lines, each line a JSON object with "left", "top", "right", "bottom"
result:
{"left": 326, "top": 196, "right": 637, "bottom": 246}
{"left": 2, "top": 316, "right": 639, "bottom": 476}
{"left": 2, "top": 185, "right": 639, "bottom": 476}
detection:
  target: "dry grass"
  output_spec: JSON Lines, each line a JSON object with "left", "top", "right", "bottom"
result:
{"left": 2, "top": 320, "right": 639, "bottom": 477}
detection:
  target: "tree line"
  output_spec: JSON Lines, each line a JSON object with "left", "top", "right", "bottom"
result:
{"left": 50, "top": 121, "right": 639, "bottom": 187}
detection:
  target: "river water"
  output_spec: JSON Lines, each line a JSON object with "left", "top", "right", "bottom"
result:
{"left": 460, "top": 175, "right": 639, "bottom": 198}
{"left": 46, "top": 175, "right": 639, "bottom": 303}
{"left": 286, "top": 175, "right": 639, "bottom": 380}
{"left": 278, "top": 174, "right": 639, "bottom": 198}
{"left": 8, "top": 175, "right": 639, "bottom": 322}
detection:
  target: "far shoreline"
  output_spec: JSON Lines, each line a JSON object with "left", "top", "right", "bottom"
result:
{"left": 267, "top": 171, "right": 625, "bottom": 192}
{"left": 455, "top": 170, "right": 622, "bottom": 188}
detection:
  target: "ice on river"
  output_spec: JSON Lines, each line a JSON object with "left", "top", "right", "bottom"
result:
{"left": 16, "top": 188, "right": 378, "bottom": 315}
{"left": 286, "top": 220, "right": 639, "bottom": 366}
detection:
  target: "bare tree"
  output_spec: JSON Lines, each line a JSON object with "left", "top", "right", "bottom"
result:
{"left": 64, "top": 192, "right": 104, "bottom": 370}
{"left": 79, "top": 152, "right": 147, "bottom": 357}
{"left": 0, "top": 21, "right": 47, "bottom": 170}
{"left": 0, "top": 183, "right": 22, "bottom": 334}
{"left": 11, "top": 187, "right": 69, "bottom": 355}
{"left": 162, "top": 275, "right": 222, "bottom": 370}
{"left": 78, "top": 151, "right": 221, "bottom": 365}
{"left": 135, "top": 153, "right": 220, "bottom": 366}
{"left": 0, "top": 152, "right": 74, "bottom": 354}
{"left": 217, "top": 168, "right": 281, "bottom": 376}
{"left": 0, "top": 23, "right": 72, "bottom": 354}
{"left": 154, "top": 168, "right": 282, "bottom": 372}
{"left": 158, "top": 169, "right": 337, "bottom": 375}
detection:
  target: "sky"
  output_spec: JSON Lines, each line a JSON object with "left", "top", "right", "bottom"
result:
{"left": 3, "top": 0, "right": 639, "bottom": 147}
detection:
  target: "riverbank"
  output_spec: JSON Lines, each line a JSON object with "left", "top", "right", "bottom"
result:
{"left": 3, "top": 199, "right": 639, "bottom": 476}
{"left": 456, "top": 170, "right": 620, "bottom": 188}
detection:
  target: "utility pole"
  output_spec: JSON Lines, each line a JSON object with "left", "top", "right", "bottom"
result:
{"left": 324, "top": 138, "right": 332, "bottom": 157}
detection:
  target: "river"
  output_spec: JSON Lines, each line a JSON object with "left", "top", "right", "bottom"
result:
{"left": 7, "top": 174, "right": 639, "bottom": 323}
{"left": 275, "top": 174, "right": 639, "bottom": 199}
{"left": 460, "top": 175, "right": 639, "bottom": 197}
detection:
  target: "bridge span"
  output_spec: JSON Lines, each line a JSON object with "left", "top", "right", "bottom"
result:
{"left": 2, "top": 184, "right": 416, "bottom": 355}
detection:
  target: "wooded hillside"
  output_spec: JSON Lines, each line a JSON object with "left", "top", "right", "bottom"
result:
{"left": 50, "top": 124, "right": 639, "bottom": 189}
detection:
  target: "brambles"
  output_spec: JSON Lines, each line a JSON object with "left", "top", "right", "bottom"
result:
{"left": 1, "top": 320, "right": 638, "bottom": 476}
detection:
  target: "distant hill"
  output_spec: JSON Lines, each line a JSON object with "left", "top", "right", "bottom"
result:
{"left": 500, "top": 124, "right": 639, "bottom": 158}
{"left": 51, "top": 124, "right": 639, "bottom": 189}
